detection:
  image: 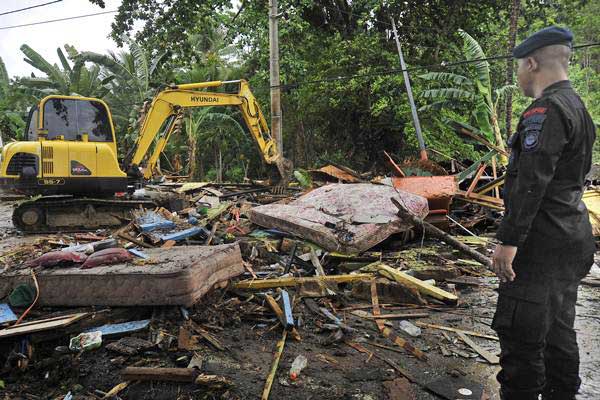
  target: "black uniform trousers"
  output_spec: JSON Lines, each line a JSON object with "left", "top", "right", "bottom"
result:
{"left": 492, "top": 256, "right": 593, "bottom": 400}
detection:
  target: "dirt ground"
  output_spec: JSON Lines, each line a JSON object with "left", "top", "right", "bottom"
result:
{"left": 0, "top": 200, "right": 599, "bottom": 400}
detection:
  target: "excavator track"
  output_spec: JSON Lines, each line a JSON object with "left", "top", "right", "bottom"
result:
{"left": 12, "top": 196, "right": 156, "bottom": 233}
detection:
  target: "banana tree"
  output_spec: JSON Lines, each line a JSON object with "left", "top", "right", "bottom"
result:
{"left": 419, "top": 30, "right": 516, "bottom": 163}
{"left": 184, "top": 107, "right": 246, "bottom": 181}
{"left": 18, "top": 44, "right": 113, "bottom": 98}
{"left": 76, "top": 36, "right": 167, "bottom": 152}
{"left": 0, "top": 57, "right": 27, "bottom": 141}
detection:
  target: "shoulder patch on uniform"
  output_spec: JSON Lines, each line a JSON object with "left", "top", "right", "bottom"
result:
{"left": 523, "top": 106, "right": 547, "bottom": 118}
{"left": 520, "top": 107, "right": 548, "bottom": 152}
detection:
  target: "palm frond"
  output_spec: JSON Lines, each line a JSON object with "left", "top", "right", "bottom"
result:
{"left": 149, "top": 51, "right": 168, "bottom": 77}
{"left": 56, "top": 48, "right": 72, "bottom": 73}
{"left": 123, "top": 35, "right": 149, "bottom": 91}
{"left": 420, "top": 88, "right": 476, "bottom": 101}
{"left": 494, "top": 84, "right": 518, "bottom": 104}
{"left": 457, "top": 30, "right": 491, "bottom": 90}
{"left": 419, "top": 72, "right": 472, "bottom": 86}
{"left": 418, "top": 100, "right": 456, "bottom": 112}
{"left": 19, "top": 77, "right": 54, "bottom": 89}
{"left": 0, "top": 56, "right": 9, "bottom": 96}
{"left": 20, "top": 44, "right": 68, "bottom": 92}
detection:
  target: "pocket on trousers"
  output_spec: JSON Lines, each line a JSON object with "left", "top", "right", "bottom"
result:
{"left": 492, "top": 282, "right": 549, "bottom": 343}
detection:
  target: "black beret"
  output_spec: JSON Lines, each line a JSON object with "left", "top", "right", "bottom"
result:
{"left": 513, "top": 26, "right": 573, "bottom": 58}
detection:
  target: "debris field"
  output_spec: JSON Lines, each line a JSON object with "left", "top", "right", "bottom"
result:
{"left": 0, "top": 170, "right": 599, "bottom": 400}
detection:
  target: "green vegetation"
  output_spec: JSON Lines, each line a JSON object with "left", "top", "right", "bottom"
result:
{"left": 0, "top": 0, "right": 598, "bottom": 178}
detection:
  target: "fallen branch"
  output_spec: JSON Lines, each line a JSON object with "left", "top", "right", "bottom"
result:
{"left": 391, "top": 197, "right": 492, "bottom": 268}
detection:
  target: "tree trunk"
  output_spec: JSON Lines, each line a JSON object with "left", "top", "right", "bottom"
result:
{"left": 188, "top": 136, "right": 197, "bottom": 179}
{"left": 218, "top": 148, "right": 223, "bottom": 182}
{"left": 505, "top": 0, "right": 521, "bottom": 137}
{"left": 199, "top": 155, "right": 205, "bottom": 180}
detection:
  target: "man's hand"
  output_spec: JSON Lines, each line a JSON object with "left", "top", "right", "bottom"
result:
{"left": 492, "top": 244, "right": 518, "bottom": 283}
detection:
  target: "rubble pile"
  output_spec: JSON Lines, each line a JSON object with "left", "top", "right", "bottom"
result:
{"left": 0, "top": 170, "right": 597, "bottom": 399}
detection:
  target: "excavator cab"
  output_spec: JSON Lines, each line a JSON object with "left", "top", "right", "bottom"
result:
{"left": 0, "top": 95, "right": 127, "bottom": 196}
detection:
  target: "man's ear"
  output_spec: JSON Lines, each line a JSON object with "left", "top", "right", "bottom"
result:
{"left": 527, "top": 56, "right": 539, "bottom": 72}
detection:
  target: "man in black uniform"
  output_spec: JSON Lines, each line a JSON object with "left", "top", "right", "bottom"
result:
{"left": 492, "top": 26, "right": 596, "bottom": 400}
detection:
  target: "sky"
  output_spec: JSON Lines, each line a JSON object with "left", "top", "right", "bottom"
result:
{"left": 0, "top": 0, "right": 123, "bottom": 79}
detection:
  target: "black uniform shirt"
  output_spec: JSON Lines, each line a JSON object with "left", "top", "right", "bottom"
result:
{"left": 497, "top": 80, "right": 596, "bottom": 265}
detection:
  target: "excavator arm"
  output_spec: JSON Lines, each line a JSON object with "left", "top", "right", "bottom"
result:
{"left": 123, "top": 79, "right": 292, "bottom": 183}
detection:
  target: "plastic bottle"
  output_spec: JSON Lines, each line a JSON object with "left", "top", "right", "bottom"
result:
{"left": 289, "top": 355, "right": 308, "bottom": 381}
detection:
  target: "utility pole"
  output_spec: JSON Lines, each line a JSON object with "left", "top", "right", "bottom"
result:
{"left": 390, "top": 17, "right": 427, "bottom": 161}
{"left": 269, "top": 0, "right": 283, "bottom": 156}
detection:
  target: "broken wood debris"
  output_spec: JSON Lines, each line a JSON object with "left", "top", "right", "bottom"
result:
{"left": 415, "top": 322, "right": 499, "bottom": 341}
{"left": 391, "top": 197, "right": 493, "bottom": 268}
{"left": 261, "top": 329, "right": 288, "bottom": 400}
{"left": 456, "top": 332, "right": 499, "bottom": 364}
{"left": 363, "top": 263, "right": 458, "bottom": 304}
{"left": 370, "top": 280, "right": 427, "bottom": 361}
{"left": 233, "top": 273, "right": 373, "bottom": 289}
{"left": 0, "top": 313, "right": 89, "bottom": 339}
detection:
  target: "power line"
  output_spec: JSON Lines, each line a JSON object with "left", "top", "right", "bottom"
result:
{"left": 0, "top": 0, "right": 62, "bottom": 17}
{"left": 266, "top": 42, "right": 600, "bottom": 91}
{"left": 0, "top": 9, "right": 117, "bottom": 30}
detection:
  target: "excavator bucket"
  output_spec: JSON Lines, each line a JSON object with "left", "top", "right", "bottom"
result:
{"left": 270, "top": 156, "right": 294, "bottom": 189}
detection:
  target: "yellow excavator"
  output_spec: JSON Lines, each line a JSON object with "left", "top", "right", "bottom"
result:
{"left": 0, "top": 79, "right": 292, "bottom": 232}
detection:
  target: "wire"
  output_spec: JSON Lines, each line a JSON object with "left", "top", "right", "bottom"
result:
{"left": 0, "top": 9, "right": 117, "bottom": 30}
{"left": 13, "top": 270, "right": 39, "bottom": 326}
{"left": 266, "top": 42, "right": 600, "bottom": 91}
{"left": 0, "top": 0, "right": 62, "bottom": 16}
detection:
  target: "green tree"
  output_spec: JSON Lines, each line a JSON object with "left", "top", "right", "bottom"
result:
{"left": 18, "top": 45, "right": 112, "bottom": 98}
{"left": 184, "top": 107, "right": 246, "bottom": 181}
{"left": 76, "top": 36, "right": 167, "bottom": 152}
{"left": 0, "top": 57, "right": 26, "bottom": 141}
{"left": 419, "top": 30, "right": 516, "bottom": 162}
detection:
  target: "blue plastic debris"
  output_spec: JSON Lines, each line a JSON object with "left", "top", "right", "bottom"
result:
{"left": 0, "top": 304, "right": 17, "bottom": 325}
{"left": 128, "top": 249, "right": 149, "bottom": 259}
{"left": 84, "top": 319, "right": 150, "bottom": 337}
{"left": 136, "top": 211, "right": 176, "bottom": 232}
{"left": 160, "top": 226, "right": 208, "bottom": 242}
{"left": 188, "top": 216, "right": 199, "bottom": 225}
{"left": 139, "top": 220, "right": 176, "bottom": 232}
{"left": 281, "top": 290, "right": 294, "bottom": 329}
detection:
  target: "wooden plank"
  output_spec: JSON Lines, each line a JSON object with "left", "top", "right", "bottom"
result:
{"left": 204, "top": 222, "right": 220, "bottom": 245}
{"left": 367, "top": 263, "right": 458, "bottom": 304}
{"left": 233, "top": 273, "right": 373, "bottom": 290}
{"left": 0, "top": 313, "right": 89, "bottom": 339}
{"left": 191, "top": 324, "right": 225, "bottom": 351}
{"left": 370, "top": 280, "right": 427, "bottom": 361}
{"left": 261, "top": 330, "right": 288, "bottom": 400}
{"left": 122, "top": 367, "right": 198, "bottom": 382}
{"left": 415, "top": 322, "right": 499, "bottom": 341}
{"left": 351, "top": 310, "right": 429, "bottom": 320}
{"left": 456, "top": 190, "right": 504, "bottom": 205}
{"left": 118, "top": 232, "right": 154, "bottom": 248}
{"left": 161, "top": 240, "right": 176, "bottom": 249}
{"left": 456, "top": 332, "right": 499, "bottom": 364}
